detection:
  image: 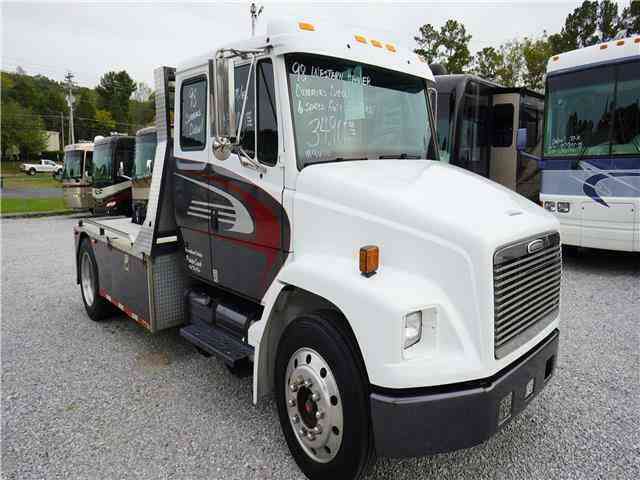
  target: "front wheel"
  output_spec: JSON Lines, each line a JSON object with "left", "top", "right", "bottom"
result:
{"left": 78, "top": 239, "right": 113, "bottom": 321}
{"left": 275, "top": 313, "right": 375, "bottom": 480}
{"left": 28, "top": 168, "right": 36, "bottom": 176}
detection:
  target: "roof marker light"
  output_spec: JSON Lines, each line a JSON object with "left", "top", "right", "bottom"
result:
{"left": 385, "top": 43, "right": 397, "bottom": 53}
{"left": 600, "top": 44, "right": 608, "bottom": 50}
{"left": 616, "top": 40, "right": 625, "bottom": 46}
{"left": 298, "top": 22, "right": 315, "bottom": 32}
{"left": 371, "top": 39, "right": 383, "bottom": 48}
{"left": 553, "top": 55, "right": 560, "bottom": 61}
{"left": 355, "top": 34, "right": 367, "bottom": 44}
{"left": 635, "top": 37, "right": 640, "bottom": 43}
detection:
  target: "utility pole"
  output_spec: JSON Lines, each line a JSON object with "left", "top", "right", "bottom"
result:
{"left": 65, "top": 71, "right": 76, "bottom": 145}
{"left": 250, "top": 2, "right": 263, "bottom": 37}
{"left": 60, "top": 112, "right": 65, "bottom": 149}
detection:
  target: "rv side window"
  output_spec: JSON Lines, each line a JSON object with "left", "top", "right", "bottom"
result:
{"left": 257, "top": 59, "right": 278, "bottom": 166}
{"left": 116, "top": 142, "right": 135, "bottom": 177}
{"left": 492, "top": 104, "right": 514, "bottom": 147}
{"left": 235, "top": 64, "right": 256, "bottom": 157}
{"left": 520, "top": 104, "right": 541, "bottom": 151}
{"left": 180, "top": 76, "right": 207, "bottom": 151}
{"left": 84, "top": 151, "right": 93, "bottom": 176}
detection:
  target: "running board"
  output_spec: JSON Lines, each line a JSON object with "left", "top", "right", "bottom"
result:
{"left": 180, "top": 323, "right": 253, "bottom": 368}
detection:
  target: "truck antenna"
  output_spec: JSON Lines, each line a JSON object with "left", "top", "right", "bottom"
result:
{"left": 250, "top": 2, "right": 263, "bottom": 37}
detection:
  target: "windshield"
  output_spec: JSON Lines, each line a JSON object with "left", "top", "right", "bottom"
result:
{"left": 544, "top": 60, "right": 640, "bottom": 158}
{"left": 93, "top": 142, "right": 113, "bottom": 187}
{"left": 285, "top": 53, "right": 436, "bottom": 167}
{"left": 62, "top": 150, "right": 83, "bottom": 179}
{"left": 132, "top": 132, "right": 157, "bottom": 179}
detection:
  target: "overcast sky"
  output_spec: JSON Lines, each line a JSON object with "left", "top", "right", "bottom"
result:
{"left": 1, "top": 0, "right": 634, "bottom": 88}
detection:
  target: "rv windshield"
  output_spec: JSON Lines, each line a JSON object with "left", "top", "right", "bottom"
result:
{"left": 92, "top": 142, "right": 113, "bottom": 187}
{"left": 62, "top": 150, "right": 83, "bottom": 179}
{"left": 544, "top": 60, "right": 640, "bottom": 158}
{"left": 285, "top": 53, "right": 436, "bottom": 167}
{"left": 132, "top": 132, "right": 157, "bottom": 180}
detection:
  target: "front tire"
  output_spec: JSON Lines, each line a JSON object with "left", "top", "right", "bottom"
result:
{"left": 28, "top": 168, "right": 36, "bottom": 176}
{"left": 275, "top": 312, "right": 375, "bottom": 480}
{"left": 78, "top": 239, "right": 113, "bottom": 321}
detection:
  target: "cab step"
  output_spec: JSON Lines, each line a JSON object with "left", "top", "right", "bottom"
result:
{"left": 180, "top": 323, "right": 253, "bottom": 369}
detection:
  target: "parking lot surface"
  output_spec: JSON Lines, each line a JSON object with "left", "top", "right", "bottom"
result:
{"left": 2, "top": 216, "right": 639, "bottom": 479}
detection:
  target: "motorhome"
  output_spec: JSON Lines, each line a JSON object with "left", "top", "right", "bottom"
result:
{"left": 91, "top": 134, "right": 135, "bottom": 216}
{"left": 540, "top": 36, "right": 640, "bottom": 251}
{"left": 435, "top": 74, "right": 544, "bottom": 202}
{"left": 131, "top": 126, "right": 158, "bottom": 224}
{"left": 72, "top": 19, "right": 561, "bottom": 480}
{"left": 61, "top": 141, "right": 94, "bottom": 211}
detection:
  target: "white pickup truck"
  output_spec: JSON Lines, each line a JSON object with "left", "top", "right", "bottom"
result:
{"left": 20, "top": 159, "right": 63, "bottom": 176}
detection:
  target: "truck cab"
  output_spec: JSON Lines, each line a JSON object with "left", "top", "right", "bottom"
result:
{"left": 435, "top": 74, "right": 544, "bottom": 202}
{"left": 73, "top": 19, "right": 560, "bottom": 480}
{"left": 131, "top": 126, "right": 157, "bottom": 225}
{"left": 61, "top": 141, "right": 94, "bottom": 211}
{"left": 91, "top": 134, "right": 134, "bottom": 216}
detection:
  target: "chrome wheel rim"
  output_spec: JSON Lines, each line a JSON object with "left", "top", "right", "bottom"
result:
{"left": 81, "top": 252, "right": 95, "bottom": 306}
{"left": 285, "top": 347, "right": 343, "bottom": 463}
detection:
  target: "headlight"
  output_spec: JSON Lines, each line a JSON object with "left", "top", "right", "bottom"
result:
{"left": 404, "top": 311, "right": 422, "bottom": 349}
{"left": 557, "top": 201, "right": 570, "bottom": 213}
{"left": 544, "top": 201, "right": 556, "bottom": 212}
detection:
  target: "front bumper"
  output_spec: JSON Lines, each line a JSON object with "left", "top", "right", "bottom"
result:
{"left": 370, "top": 329, "right": 559, "bottom": 458}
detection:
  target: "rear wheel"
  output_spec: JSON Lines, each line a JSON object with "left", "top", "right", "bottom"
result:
{"left": 79, "top": 239, "right": 113, "bottom": 321}
{"left": 275, "top": 313, "right": 375, "bottom": 480}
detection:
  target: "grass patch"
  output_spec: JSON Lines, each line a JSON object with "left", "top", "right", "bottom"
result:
{"left": 2, "top": 175, "right": 62, "bottom": 190}
{"left": 0, "top": 197, "right": 67, "bottom": 214}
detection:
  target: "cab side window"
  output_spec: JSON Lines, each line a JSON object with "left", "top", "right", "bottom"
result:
{"left": 180, "top": 76, "right": 207, "bottom": 151}
{"left": 257, "top": 59, "right": 278, "bottom": 165}
{"left": 235, "top": 64, "right": 256, "bottom": 157}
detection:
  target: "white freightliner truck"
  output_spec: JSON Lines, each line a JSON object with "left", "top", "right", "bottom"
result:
{"left": 73, "top": 19, "right": 561, "bottom": 480}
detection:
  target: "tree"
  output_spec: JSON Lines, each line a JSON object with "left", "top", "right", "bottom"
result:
{"left": 74, "top": 89, "right": 98, "bottom": 141}
{"left": 95, "top": 109, "right": 116, "bottom": 135}
{"left": 1, "top": 99, "right": 48, "bottom": 161}
{"left": 472, "top": 47, "right": 503, "bottom": 82}
{"left": 95, "top": 70, "right": 136, "bottom": 126}
{"left": 414, "top": 19, "right": 472, "bottom": 73}
{"left": 494, "top": 40, "right": 525, "bottom": 87}
{"left": 132, "top": 82, "right": 152, "bottom": 102}
{"left": 522, "top": 35, "right": 554, "bottom": 91}
{"left": 620, "top": 1, "right": 640, "bottom": 35}
{"left": 549, "top": 0, "right": 626, "bottom": 55}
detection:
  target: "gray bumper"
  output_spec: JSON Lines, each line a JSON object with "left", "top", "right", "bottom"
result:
{"left": 370, "top": 329, "right": 559, "bottom": 458}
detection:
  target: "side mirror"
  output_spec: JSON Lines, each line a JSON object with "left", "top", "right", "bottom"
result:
{"left": 210, "top": 56, "right": 233, "bottom": 161}
{"left": 145, "top": 159, "right": 153, "bottom": 175}
{"left": 118, "top": 161, "right": 132, "bottom": 180}
{"left": 516, "top": 128, "right": 528, "bottom": 152}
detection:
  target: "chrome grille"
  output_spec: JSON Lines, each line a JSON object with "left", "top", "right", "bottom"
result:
{"left": 493, "top": 232, "right": 561, "bottom": 358}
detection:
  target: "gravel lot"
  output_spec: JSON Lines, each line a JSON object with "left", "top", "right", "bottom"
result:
{"left": 2, "top": 216, "right": 639, "bottom": 479}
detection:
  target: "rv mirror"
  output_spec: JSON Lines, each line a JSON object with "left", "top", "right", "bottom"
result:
{"left": 118, "top": 161, "right": 124, "bottom": 177}
{"left": 146, "top": 159, "right": 153, "bottom": 175}
{"left": 516, "top": 128, "right": 528, "bottom": 152}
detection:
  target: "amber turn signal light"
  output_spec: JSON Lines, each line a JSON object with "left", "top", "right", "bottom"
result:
{"left": 359, "top": 245, "right": 379, "bottom": 277}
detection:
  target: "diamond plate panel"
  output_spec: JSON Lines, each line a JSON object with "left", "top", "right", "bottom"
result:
{"left": 150, "top": 252, "right": 188, "bottom": 331}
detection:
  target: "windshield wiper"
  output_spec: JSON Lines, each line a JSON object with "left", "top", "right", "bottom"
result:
{"left": 379, "top": 153, "right": 421, "bottom": 159}
{"left": 310, "top": 157, "right": 368, "bottom": 165}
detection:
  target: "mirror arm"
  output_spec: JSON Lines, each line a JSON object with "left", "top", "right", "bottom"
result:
{"left": 236, "top": 55, "right": 257, "bottom": 141}
{"left": 236, "top": 146, "right": 266, "bottom": 174}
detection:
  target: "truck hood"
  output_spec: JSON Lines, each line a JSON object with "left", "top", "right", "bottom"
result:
{"left": 296, "top": 159, "right": 556, "bottom": 249}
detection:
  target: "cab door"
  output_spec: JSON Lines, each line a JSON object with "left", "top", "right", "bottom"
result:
{"left": 209, "top": 57, "right": 290, "bottom": 301}
{"left": 173, "top": 72, "right": 217, "bottom": 284}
